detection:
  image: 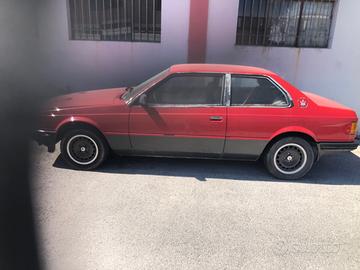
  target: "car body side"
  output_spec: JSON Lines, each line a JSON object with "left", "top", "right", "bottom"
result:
{"left": 35, "top": 66, "right": 358, "bottom": 160}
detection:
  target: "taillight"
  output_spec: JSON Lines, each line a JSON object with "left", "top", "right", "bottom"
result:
{"left": 348, "top": 121, "right": 358, "bottom": 135}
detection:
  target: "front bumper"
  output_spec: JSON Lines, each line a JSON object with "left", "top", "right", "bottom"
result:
{"left": 33, "top": 130, "right": 57, "bottom": 152}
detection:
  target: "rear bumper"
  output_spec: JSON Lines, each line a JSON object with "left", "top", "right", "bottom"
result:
{"left": 33, "top": 130, "right": 57, "bottom": 152}
{"left": 318, "top": 139, "right": 359, "bottom": 152}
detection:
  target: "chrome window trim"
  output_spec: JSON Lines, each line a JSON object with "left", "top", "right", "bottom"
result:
{"left": 128, "top": 72, "right": 227, "bottom": 107}
{"left": 124, "top": 69, "right": 170, "bottom": 105}
{"left": 229, "top": 74, "right": 293, "bottom": 108}
{"left": 127, "top": 71, "right": 293, "bottom": 109}
{"left": 134, "top": 104, "right": 228, "bottom": 108}
{"left": 224, "top": 73, "right": 231, "bottom": 106}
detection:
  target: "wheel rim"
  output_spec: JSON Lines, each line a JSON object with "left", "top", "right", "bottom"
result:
{"left": 273, "top": 143, "right": 307, "bottom": 175}
{"left": 66, "top": 134, "right": 99, "bottom": 165}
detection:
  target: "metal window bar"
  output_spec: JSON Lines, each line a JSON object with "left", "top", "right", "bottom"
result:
{"left": 131, "top": 0, "right": 134, "bottom": 40}
{"left": 138, "top": 0, "right": 141, "bottom": 41}
{"left": 292, "top": 0, "right": 302, "bottom": 45}
{"left": 80, "top": 0, "right": 85, "bottom": 39}
{"left": 109, "top": 0, "right": 113, "bottom": 40}
{"left": 123, "top": 0, "right": 127, "bottom": 40}
{"left": 236, "top": 0, "right": 335, "bottom": 48}
{"left": 312, "top": 0, "right": 324, "bottom": 45}
{"left": 88, "top": 0, "right": 92, "bottom": 39}
{"left": 248, "top": 0, "right": 254, "bottom": 44}
{"left": 69, "top": 0, "right": 74, "bottom": 39}
{"left": 102, "top": 0, "right": 106, "bottom": 40}
{"left": 294, "top": 0, "right": 305, "bottom": 46}
{"left": 146, "top": 0, "right": 148, "bottom": 41}
{"left": 255, "top": 0, "right": 262, "bottom": 45}
{"left": 306, "top": 0, "right": 318, "bottom": 45}
{"left": 69, "top": 0, "right": 160, "bottom": 42}
{"left": 262, "top": 0, "right": 270, "bottom": 45}
{"left": 240, "top": 0, "right": 247, "bottom": 44}
{"left": 265, "top": 0, "right": 275, "bottom": 46}
{"left": 117, "top": 0, "right": 120, "bottom": 40}
{"left": 314, "top": 0, "right": 328, "bottom": 47}
{"left": 95, "top": 0, "right": 99, "bottom": 40}
{"left": 153, "top": 0, "right": 155, "bottom": 41}
{"left": 277, "top": 0, "right": 285, "bottom": 44}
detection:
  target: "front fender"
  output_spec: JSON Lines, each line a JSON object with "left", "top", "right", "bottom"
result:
{"left": 55, "top": 116, "right": 101, "bottom": 132}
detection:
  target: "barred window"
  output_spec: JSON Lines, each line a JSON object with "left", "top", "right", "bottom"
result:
{"left": 236, "top": 0, "right": 336, "bottom": 48}
{"left": 68, "top": 0, "right": 161, "bottom": 42}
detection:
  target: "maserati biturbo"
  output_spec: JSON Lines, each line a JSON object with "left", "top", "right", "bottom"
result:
{"left": 34, "top": 64, "right": 359, "bottom": 180}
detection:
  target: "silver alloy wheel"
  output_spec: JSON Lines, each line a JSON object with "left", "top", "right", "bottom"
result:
{"left": 66, "top": 134, "right": 99, "bottom": 165}
{"left": 273, "top": 143, "right": 307, "bottom": 175}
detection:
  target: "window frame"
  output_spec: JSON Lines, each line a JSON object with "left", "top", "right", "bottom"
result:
{"left": 67, "top": 0, "right": 162, "bottom": 43}
{"left": 132, "top": 72, "right": 227, "bottom": 108}
{"left": 235, "top": 0, "right": 337, "bottom": 49}
{"left": 229, "top": 74, "right": 293, "bottom": 108}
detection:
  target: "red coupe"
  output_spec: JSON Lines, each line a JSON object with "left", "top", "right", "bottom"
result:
{"left": 35, "top": 64, "right": 359, "bottom": 179}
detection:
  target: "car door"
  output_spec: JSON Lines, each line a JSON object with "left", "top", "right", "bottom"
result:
{"left": 129, "top": 73, "right": 226, "bottom": 157}
{"left": 224, "top": 75, "right": 294, "bottom": 159}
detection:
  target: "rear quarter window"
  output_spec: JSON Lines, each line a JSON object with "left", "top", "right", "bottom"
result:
{"left": 231, "top": 76, "right": 289, "bottom": 107}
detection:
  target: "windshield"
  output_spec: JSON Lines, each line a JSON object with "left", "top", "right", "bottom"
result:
{"left": 122, "top": 68, "right": 170, "bottom": 101}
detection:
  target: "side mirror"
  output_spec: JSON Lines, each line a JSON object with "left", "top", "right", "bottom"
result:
{"left": 138, "top": 94, "right": 147, "bottom": 106}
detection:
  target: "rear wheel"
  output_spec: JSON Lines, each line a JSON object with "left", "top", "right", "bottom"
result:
{"left": 264, "top": 137, "right": 315, "bottom": 180}
{"left": 60, "top": 128, "right": 109, "bottom": 170}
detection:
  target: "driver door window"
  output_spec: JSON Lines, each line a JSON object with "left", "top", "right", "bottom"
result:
{"left": 146, "top": 74, "right": 224, "bottom": 106}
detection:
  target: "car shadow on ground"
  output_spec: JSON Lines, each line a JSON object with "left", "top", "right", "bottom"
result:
{"left": 53, "top": 152, "right": 360, "bottom": 185}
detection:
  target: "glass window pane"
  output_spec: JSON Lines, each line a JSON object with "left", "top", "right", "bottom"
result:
{"left": 69, "top": 0, "right": 161, "bottom": 42}
{"left": 147, "top": 75, "right": 223, "bottom": 105}
{"left": 231, "top": 77, "right": 288, "bottom": 106}
{"left": 236, "top": 0, "right": 335, "bottom": 48}
{"left": 298, "top": 1, "right": 334, "bottom": 47}
{"left": 267, "top": 1, "right": 301, "bottom": 46}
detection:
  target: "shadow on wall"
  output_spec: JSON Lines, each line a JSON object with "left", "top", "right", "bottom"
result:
{"left": 53, "top": 152, "right": 360, "bottom": 185}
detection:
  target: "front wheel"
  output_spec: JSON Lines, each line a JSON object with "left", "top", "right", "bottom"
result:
{"left": 60, "top": 128, "right": 109, "bottom": 170}
{"left": 264, "top": 137, "right": 315, "bottom": 180}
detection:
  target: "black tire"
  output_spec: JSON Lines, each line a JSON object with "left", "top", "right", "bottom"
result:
{"left": 264, "top": 137, "right": 315, "bottom": 180}
{"left": 60, "top": 128, "right": 109, "bottom": 170}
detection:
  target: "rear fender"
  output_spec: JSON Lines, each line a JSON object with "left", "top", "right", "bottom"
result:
{"left": 270, "top": 126, "right": 318, "bottom": 142}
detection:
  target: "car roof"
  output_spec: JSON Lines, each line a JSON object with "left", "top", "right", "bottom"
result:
{"left": 169, "top": 64, "right": 276, "bottom": 76}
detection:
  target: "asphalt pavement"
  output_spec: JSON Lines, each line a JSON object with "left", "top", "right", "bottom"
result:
{"left": 31, "top": 144, "right": 360, "bottom": 270}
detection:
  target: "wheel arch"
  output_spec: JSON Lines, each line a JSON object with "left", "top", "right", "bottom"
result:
{"left": 55, "top": 117, "right": 106, "bottom": 143}
{"left": 261, "top": 129, "right": 319, "bottom": 160}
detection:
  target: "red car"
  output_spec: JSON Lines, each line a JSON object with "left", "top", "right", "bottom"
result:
{"left": 35, "top": 64, "right": 359, "bottom": 180}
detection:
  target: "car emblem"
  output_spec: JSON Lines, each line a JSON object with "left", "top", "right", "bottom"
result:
{"left": 299, "top": 98, "right": 308, "bottom": 108}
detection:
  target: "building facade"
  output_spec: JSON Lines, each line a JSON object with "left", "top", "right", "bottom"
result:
{"left": 5, "top": 0, "right": 360, "bottom": 118}
{"left": 206, "top": 0, "right": 360, "bottom": 118}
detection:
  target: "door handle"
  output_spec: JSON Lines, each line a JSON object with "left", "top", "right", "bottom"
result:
{"left": 209, "top": 116, "right": 223, "bottom": 121}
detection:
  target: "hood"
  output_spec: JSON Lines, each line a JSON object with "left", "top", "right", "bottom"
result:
{"left": 45, "top": 87, "right": 127, "bottom": 111}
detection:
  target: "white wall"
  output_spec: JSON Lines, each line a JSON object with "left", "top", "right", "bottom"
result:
{"left": 206, "top": 0, "right": 360, "bottom": 117}
{"left": 36, "top": 0, "right": 190, "bottom": 94}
